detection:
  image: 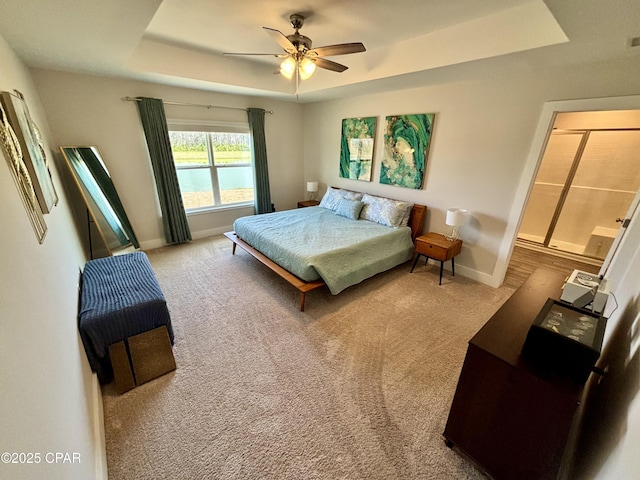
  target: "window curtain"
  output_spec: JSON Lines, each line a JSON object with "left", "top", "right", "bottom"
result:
{"left": 136, "top": 97, "right": 192, "bottom": 244}
{"left": 247, "top": 108, "right": 272, "bottom": 214}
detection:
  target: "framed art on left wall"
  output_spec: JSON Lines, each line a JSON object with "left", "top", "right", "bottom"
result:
{"left": 0, "top": 90, "right": 58, "bottom": 213}
{"left": 0, "top": 99, "right": 47, "bottom": 243}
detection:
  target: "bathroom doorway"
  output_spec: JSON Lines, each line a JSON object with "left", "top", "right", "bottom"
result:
{"left": 517, "top": 110, "right": 640, "bottom": 262}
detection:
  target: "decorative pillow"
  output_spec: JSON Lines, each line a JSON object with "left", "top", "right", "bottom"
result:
{"left": 399, "top": 205, "right": 413, "bottom": 227}
{"left": 319, "top": 187, "right": 364, "bottom": 211}
{"left": 319, "top": 187, "right": 340, "bottom": 210}
{"left": 334, "top": 199, "right": 364, "bottom": 220}
{"left": 360, "top": 193, "right": 413, "bottom": 228}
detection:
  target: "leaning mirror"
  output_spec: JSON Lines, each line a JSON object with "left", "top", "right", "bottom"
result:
{"left": 60, "top": 146, "right": 139, "bottom": 256}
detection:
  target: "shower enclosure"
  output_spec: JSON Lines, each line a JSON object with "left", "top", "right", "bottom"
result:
{"left": 518, "top": 119, "right": 640, "bottom": 261}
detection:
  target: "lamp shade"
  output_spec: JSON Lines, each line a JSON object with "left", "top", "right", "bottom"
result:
{"left": 280, "top": 57, "right": 296, "bottom": 80}
{"left": 446, "top": 208, "right": 468, "bottom": 227}
{"left": 306, "top": 181, "right": 319, "bottom": 193}
{"left": 299, "top": 58, "right": 317, "bottom": 80}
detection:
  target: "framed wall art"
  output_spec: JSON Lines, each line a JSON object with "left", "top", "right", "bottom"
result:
{"left": 380, "top": 113, "right": 435, "bottom": 189}
{"left": 339, "top": 116, "right": 377, "bottom": 182}
{"left": 0, "top": 100, "right": 47, "bottom": 243}
{"left": 0, "top": 90, "right": 58, "bottom": 213}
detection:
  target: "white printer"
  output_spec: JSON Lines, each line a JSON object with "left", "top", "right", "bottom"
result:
{"left": 560, "top": 270, "right": 610, "bottom": 314}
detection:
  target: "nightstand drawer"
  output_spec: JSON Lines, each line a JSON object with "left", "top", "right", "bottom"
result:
{"left": 415, "top": 240, "right": 449, "bottom": 260}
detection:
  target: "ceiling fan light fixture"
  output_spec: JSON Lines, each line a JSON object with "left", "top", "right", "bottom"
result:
{"left": 280, "top": 57, "right": 296, "bottom": 79}
{"left": 299, "top": 57, "right": 316, "bottom": 80}
{"left": 226, "top": 13, "right": 365, "bottom": 92}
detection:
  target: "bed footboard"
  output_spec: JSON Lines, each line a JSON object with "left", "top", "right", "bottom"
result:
{"left": 223, "top": 231, "right": 325, "bottom": 311}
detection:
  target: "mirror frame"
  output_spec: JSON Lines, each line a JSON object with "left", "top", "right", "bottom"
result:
{"left": 60, "top": 146, "right": 138, "bottom": 255}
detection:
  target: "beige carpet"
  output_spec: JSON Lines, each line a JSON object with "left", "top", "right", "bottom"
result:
{"left": 102, "top": 235, "right": 515, "bottom": 479}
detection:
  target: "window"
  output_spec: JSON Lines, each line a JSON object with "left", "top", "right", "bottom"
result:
{"left": 168, "top": 122, "right": 254, "bottom": 212}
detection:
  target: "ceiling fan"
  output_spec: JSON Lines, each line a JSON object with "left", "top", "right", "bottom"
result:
{"left": 224, "top": 13, "right": 366, "bottom": 91}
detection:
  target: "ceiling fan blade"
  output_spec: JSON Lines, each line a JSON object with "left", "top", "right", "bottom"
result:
{"left": 313, "top": 57, "right": 348, "bottom": 73}
{"left": 263, "top": 27, "right": 297, "bottom": 54}
{"left": 223, "top": 52, "right": 287, "bottom": 57}
{"left": 308, "top": 42, "right": 366, "bottom": 57}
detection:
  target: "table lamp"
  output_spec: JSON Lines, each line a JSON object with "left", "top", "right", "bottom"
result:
{"left": 445, "top": 208, "right": 467, "bottom": 241}
{"left": 307, "top": 181, "right": 318, "bottom": 201}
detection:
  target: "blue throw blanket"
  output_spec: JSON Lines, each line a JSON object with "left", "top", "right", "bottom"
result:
{"left": 79, "top": 251, "right": 173, "bottom": 383}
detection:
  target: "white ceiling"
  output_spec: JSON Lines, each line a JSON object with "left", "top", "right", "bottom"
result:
{"left": 0, "top": 0, "right": 638, "bottom": 102}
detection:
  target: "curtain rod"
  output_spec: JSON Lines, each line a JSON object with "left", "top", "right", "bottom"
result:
{"left": 124, "top": 96, "right": 274, "bottom": 114}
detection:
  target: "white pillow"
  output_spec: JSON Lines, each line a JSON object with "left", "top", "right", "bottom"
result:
{"left": 319, "top": 187, "right": 363, "bottom": 211}
{"left": 360, "top": 193, "right": 413, "bottom": 228}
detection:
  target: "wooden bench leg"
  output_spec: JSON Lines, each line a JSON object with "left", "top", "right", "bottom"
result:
{"left": 231, "top": 243, "right": 237, "bottom": 255}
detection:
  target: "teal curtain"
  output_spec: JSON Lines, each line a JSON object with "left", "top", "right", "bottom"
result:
{"left": 136, "top": 97, "right": 192, "bottom": 244}
{"left": 247, "top": 108, "right": 272, "bottom": 214}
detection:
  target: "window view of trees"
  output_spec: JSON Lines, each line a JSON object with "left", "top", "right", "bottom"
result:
{"left": 169, "top": 131, "right": 254, "bottom": 210}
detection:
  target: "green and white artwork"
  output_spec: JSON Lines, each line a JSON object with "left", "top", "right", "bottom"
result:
{"left": 380, "top": 113, "right": 435, "bottom": 189}
{"left": 339, "top": 116, "right": 377, "bottom": 181}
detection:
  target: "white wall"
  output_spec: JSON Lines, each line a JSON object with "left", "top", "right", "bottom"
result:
{"left": 302, "top": 57, "right": 640, "bottom": 287}
{"left": 0, "top": 35, "right": 105, "bottom": 480}
{"left": 30, "top": 69, "right": 305, "bottom": 250}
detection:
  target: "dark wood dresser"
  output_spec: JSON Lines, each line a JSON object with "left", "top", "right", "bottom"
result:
{"left": 443, "top": 268, "right": 585, "bottom": 480}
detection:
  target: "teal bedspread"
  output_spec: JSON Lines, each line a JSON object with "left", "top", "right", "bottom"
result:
{"left": 233, "top": 207, "right": 414, "bottom": 294}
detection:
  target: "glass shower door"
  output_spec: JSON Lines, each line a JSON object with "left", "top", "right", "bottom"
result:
{"left": 518, "top": 132, "right": 585, "bottom": 244}
{"left": 549, "top": 130, "right": 640, "bottom": 259}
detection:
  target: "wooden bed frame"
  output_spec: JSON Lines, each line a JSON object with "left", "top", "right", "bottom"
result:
{"left": 224, "top": 202, "right": 427, "bottom": 311}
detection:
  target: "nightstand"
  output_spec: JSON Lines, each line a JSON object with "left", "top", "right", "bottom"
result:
{"left": 297, "top": 200, "right": 320, "bottom": 208}
{"left": 411, "top": 232, "right": 463, "bottom": 285}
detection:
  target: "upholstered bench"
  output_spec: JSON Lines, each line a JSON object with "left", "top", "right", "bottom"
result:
{"left": 78, "top": 251, "right": 175, "bottom": 389}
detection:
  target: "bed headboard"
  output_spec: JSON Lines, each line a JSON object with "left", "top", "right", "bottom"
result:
{"left": 329, "top": 186, "right": 427, "bottom": 241}
{"left": 408, "top": 204, "right": 427, "bottom": 241}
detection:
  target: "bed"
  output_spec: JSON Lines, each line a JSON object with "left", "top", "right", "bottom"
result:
{"left": 224, "top": 188, "right": 426, "bottom": 311}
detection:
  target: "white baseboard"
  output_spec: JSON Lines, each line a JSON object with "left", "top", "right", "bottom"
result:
{"left": 139, "top": 238, "right": 165, "bottom": 250}
{"left": 138, "top": 226, "right": 233, "bottom": 251}
{"left": 456, "top": 264, "right": 502, "bottom": 288}
{"left": 92, "top": 375, "right": 108, "bottom": 480}
{"left": 190, "top": 225, "right": 233, "bottom": 240}
{"left": 423, "top": 259, "right": 500, "bottom": 288}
